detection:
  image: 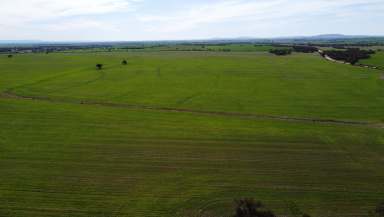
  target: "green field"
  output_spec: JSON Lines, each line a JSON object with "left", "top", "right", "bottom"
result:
{"left": 360, "top": 51, "right": 384, "bottom": 68}
{"left": 1, "top": 51, "right": 384, "bottom": 217}
{"left": 68, "top": 44, "right": 276, "bottom": 53}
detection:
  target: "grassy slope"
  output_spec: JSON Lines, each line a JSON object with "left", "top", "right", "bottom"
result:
{"left": 360, "top": 51, "right": 384, "bottom": 68}
{"left": 0, "top": 52, "right": 384, "bottom": 217}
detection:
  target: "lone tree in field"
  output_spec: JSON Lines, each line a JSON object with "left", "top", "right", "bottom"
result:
{"left": 122, "top": 60, "right": 128, "bottom": 65}
{"left": 96, "top": 64, "right": 103, "bottom": 70}
{"left": 234, "top": 198, "right": 276, "bottom": 217}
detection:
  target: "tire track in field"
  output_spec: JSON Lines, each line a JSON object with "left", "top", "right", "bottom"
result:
{"left": 21, "top": 64, "right": 122, "bottom": 94}
{"left": 45, "top": 66, "right": 107, "bottom": 93}
{"left": 175, "top": 92, "right": 201, "bottom": 106}
{"left": 5, "top": 67, "right": 90, "bottom": 93}
{"left": 1, "top": 91, "right": 383, "bottom": 128}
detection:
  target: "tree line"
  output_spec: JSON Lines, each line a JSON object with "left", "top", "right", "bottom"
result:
{"left": 269, "top": 45, "right": 318, "bottom": 56}
{"left": 322, "top": 48, "right": 375, "bottom": 64}
{"left": 269, "top": 48, "right": 292, "bottom": 56}
{"left": 292, "top": 46, "right": 318, "bottom": 53}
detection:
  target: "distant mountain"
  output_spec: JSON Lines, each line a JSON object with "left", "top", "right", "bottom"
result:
{"left": 311, "top": 34, "right": 349, "bottom": 39}
{"left": 0, "top": 34, "right": 383, "bottom": 46}
{"left": 305, "top": 34, "right": 374, "bottom": 40}
{"left": 204, "top": 34, "right": 383, "bottom": 43}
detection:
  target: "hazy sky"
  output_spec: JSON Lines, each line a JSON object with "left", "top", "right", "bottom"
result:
{"left": 1, "top": 0, "right": 383, "bottom": 41}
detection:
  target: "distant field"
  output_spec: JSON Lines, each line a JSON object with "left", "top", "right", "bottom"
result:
{"left": 360, "top": 51, "right": 384, "bottom": 68}
{"left": 0, "top": 51, "right": 384, "bottom": 217}
{"left": 57, "top": 44, "right": 276, "bottom": 53}
{"left": 127, "top": 44, "right": 276, "bottom": 52}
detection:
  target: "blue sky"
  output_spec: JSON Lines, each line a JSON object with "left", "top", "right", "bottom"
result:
{"left": 1, "top": 0, "right": 383, "bottom": 41}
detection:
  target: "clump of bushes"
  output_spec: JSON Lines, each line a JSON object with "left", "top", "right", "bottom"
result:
{"left": 323, "top": 48, "right": 375, "bottom": 64}
{"left": 232, "top": 199, "right": 312, "bottom": 217}
{"left": 269, "top": 49, "right": 292, "bottom": 56}
{"left": 96, "top": 64, "right": 103, "bottom": 70}
{"left": 292, "top": 46, "right": 318, "bottom": 53}
{"left": 122, "top": 60, "right": 128, "bottom": 65}
{"left": 218, "top": 48, "right": 231, "bottom": 52}
{"left": 233, "top": 198, "right": 276, "bottom": 217}
{"left": 332, "top": 45, "right": 346, "bottom": 49}
{"left": 7, "top": 54, "right": 13, "bottom": 58}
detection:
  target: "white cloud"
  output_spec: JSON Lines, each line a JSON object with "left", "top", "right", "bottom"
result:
{"left": 139, "top": 0, "right": 384, "bottom": 34}
{"left": 0, "top": 0, "right": 383, "bottom": 40}
{"left": 41, "top": 19, "right": 118, "bottom": 32}
{"left": 0, "top": 0, "right": 140, "bottom": 26}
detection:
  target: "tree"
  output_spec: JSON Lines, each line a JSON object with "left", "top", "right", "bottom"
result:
{"left": 234, "top": 198, "right": 276, "bottom": 217}
{"left": 7, "top": 54, "right": 13, "bottom": 58}
{"left": 96, "top": 64, "right": 103, "bottom": 70}
{"left": 122, "top": 60, "right": 128, "bottom": 65}
{"left": 292, "top": 46, "right": 318, "bottom": 53}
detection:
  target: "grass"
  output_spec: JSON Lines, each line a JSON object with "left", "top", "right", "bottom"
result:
{"left": 0, "top": 51, "right": 384, "bottom": 217}
{"left": 4, "top": 52, "right": 384, "bottom": 121}
{"left": 360, "top": 51, "right": 384, "bottom": 68}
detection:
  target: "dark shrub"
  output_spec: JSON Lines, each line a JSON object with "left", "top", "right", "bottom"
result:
{"left": 376, "top": 201, "right": 384, "bottom": 217}
{"left": 96, "top": 64, "right": 103, "bottom": 70}
{"left": 7, "top": 54, "right": 13, "bottom": 58}
{"left": 122, "top": 60, "right": 128, "bottom": 65}
{"left": 293, "top": 46, "right": 318, "bottom": 53}
{"left": 332, "top": 45, "right": 346, "bottom": 49}
{"left": 234, "top": 198, "right": 276, "bottom": 217}
{"left": 269, "top": 49, "right": 292, "bottom": 56}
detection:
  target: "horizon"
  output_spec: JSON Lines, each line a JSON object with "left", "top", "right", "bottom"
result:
{"left": 1, "top": 34, "right": 384, "bottom": 44}
{"left": 1, "top": 0, "right": 384, "bottom": 41}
